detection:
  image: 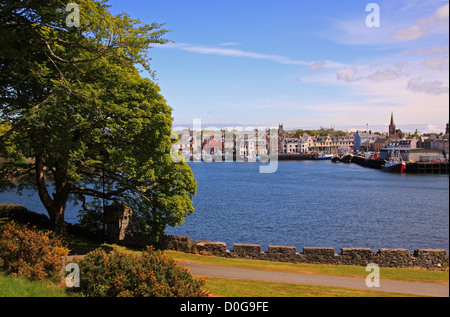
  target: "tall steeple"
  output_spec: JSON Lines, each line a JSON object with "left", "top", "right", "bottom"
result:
{"left": 389, "top": 112, "right": 396, "bottom": 137}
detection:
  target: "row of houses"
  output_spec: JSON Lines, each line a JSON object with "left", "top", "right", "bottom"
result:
{"left": 175, "top": 130, "right": 273, "bottom": 158}
{"left": 355, "top": 131, "right": 449, "bottom": 158}
{"left": 175, "top": 127, "right": 355, "bottom": 157}
{"left": 175, "top": 123, "right": 449, "bottom": 159}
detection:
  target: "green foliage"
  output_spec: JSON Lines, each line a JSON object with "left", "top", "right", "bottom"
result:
{"left": 0, "top": 220, "right": 69, "bottom": 281}
{"left": 408, "top": 133, "right": 420, "bottom": 139}
{"left": 0, "top": 0, "right": 197, "bottom": 237}
{"left": 292, "top": 129, "right": 348, "bottom": 138}
{"left": 0, "top": 121, "right": 11, "bottom": 136}
{"left": 72, "top": 247, "right": 208, "bottom": 297}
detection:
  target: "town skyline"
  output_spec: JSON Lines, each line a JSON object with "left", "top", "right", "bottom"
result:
{"left": 171, "top": 116, "right": 449, "bottom": 134}
{"left": 173, "top": 112, "right": 449, "bottom": 161}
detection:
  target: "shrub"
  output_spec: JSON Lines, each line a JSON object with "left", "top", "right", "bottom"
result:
{"left": 73, "top": 247, "right": 208, "bottom": 297}
{"left": 0, "top": 220, "right": 69, "bottom": 281}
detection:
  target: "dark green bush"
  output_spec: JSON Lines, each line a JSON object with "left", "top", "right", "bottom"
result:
{"left": 73, "top": 247, "right": 208, "bottom": 297}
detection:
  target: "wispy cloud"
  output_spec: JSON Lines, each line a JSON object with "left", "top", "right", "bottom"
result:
{"left": 336, "top": 66, "right": 358, "bottom": 82}
{"left": 423, "top": 56, "right": 449, "bottom": 70}
{"left": 218, "top": 42, "right": 240, "bottom": 46}
{"left": 391, "top": 3, "right": 449, "bottom": 41}
{"left": 168, "top": 43, "right": 312, "bottom": 66}
{"left": 404, "top": 44, "right": 449, "bottom": 55}
{"left": 309, "top": 61, "right": 325, "bottom": 72}
{"left": 407, "top": 77, "right": 449, "bottom": 95}
{"left": 162, "top": 43, "right": 345, "bottom": 70}
{"left": 336, "top": 61, "right": 412, "bottom": 83}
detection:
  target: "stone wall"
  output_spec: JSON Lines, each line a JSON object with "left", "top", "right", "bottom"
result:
{"left": 150, "top": 236, "right": 448, "bottom": 270}
{"left": 6, "top": 203, "right": 445, "bottom": 270}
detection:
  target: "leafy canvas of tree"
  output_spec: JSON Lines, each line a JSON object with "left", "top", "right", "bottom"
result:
{"left": 0, "top": 0, "right": 196, "bottom": 238}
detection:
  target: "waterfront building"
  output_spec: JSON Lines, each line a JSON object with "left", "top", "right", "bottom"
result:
{"left": 399, "top": 138, "right": 418, "bottom": 149}
{"left": 417, "top": 133, "right": 438, "bottom": 150}
{"left": 353, "top": 130, "right": 376, "bottom": 151}
{"left": 431, "top": 134, "right": 449, "bottom": 159}
{"left": 201, "top": 134, "right": 223, "bottom": 157}
{"left": 380, "top": 147, "right": 445, "bottom": 162}
{"left": 234, "top": 130, "right": 269, "bottom": 158}
{"left": 333, "top": 135, "right": 354, "bottom": 151}
{"left": 314, "top": 135, "right": 333, "bottom": 152}
{"left": 373, "top": 137, "right": 390, "bottom": 152}
{"left": 360, "top": 139, "right": 374, "bottom": 152}
{"left": 302, "top": 134, "right": 316, "bottom": 152}
{"left": 282, "top": 138, "right": 307, "bottom": 154}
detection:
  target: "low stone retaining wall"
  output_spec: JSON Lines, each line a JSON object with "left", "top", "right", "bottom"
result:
{"left": 4, "top": 203, "right": 446, "bottom": 270}
{"left": 158, "top": 236, "right": 448, "bottom": 270}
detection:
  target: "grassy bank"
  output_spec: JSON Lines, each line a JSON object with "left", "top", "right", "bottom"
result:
{"left": 0, "top": 272, "right": 67, "bottom": 297}
{"left": 1, "top": 229, "right": 448, "bottom": 297}
{"left": 68, "top": 237, "right": 449, "bottom": 285}
{"left": 163, "top": 250, "right": 449, "bottom": 285}
{"left": 201, "top": 277, "right": 420, "bottom": 297}
{"left": 2, "top": 241, "right": 448, "bottom": 297}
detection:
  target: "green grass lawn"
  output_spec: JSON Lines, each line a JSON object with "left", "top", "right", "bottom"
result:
{"left": 201, "top": 276, "right": 421, "bottom": 297}
{"left": 66, "top": 238, "right": 449, "bottom": 285}
{"left": 163, "top": 250, "right": 449, "bottom": 285}
{"left": 1, "top": 235, "right": 440, "bottom": 298}
{"left": 0, "top": 272, "right": 67, "bottom": 297}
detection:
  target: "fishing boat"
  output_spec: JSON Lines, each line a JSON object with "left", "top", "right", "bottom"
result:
{"left": 313, "top": 153, "right": 333, "bottom": 160}
{"left": 382, "top": 149, "right": 406, "bottom": 173}
{"left": 340, "top": 154, "right": 353, "bottom": 163}
{"left": 331, "top": 156, "right": 341, "bottom": 163}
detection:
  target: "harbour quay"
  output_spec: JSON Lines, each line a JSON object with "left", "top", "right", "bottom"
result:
{"left": 346, "top": 148, "right": 449, "bottom": 174}
{"left": 381, "top": 148, "right": 449, "bottom": 174}
{"left": 405, "top": 161, "right": 449, "bottom": 174}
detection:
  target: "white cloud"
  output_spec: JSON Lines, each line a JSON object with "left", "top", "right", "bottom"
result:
{"left": 309, "top": 61, "right": 325, "bottom": 72}
{"left": 168, "top": 43, "right": 312, "bottom": 66}
{"left": 405, "top": 44, "right": 449, "bottom": 55}
{"left": 391, "top": 3, "right": 449, "bottom": 41}
{"left": 336, "top": 64, "right": 405, "bottom": 82}
{"left": 366, "top": 69, "right": 402, "bottom": 81}
{"left": 218, "top": 42, "right": 240, "bottom": 46}
{"left": 336, "top": 66, "right": 357, "bottom": 82}
{"left": 424, "top": 56, "right": 449, "bottom": 70}
{"left": 161, "top": 43, "right": 346, "bottom": 71}
{"left": 391, "top": 25, "right": 427, "bottom": 41}
{"left": 407, "top": 77, "right": 449, "bottom": 95}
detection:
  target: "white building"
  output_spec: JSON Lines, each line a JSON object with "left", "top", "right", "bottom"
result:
{"left": 283, "top": 138, "right": 307, "bottom": 154}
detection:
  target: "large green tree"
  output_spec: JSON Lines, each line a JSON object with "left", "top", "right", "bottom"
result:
{"left": 0, "top": 0, "right": 196, "bottom": 237}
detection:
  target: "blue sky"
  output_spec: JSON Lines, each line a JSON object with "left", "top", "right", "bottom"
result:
{"left": 107, "top": 0, "right": 449, "bottom": 132}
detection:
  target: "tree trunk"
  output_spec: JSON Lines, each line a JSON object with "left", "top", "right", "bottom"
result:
{"left": 35, "top": 155, "right": 69, "bottom": 235}
{"left": 49, "top": 200, "right": 67, "bottom": 235}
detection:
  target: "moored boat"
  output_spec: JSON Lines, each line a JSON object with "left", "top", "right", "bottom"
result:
{"left": 340, "top": 154, "right": 353, "bottom": 163}
{"left": 331, "top": 156, "right": 341, "bottom": 163}
{"left": 313, "top": 153, "right": 333, "bottom": 160}
{"left": 382, "top": 149, "right": 406, "bottom": 173}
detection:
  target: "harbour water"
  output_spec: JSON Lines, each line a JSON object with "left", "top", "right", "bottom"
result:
{"left": 166, "top": 160, "right": 449, "bottom": 252}
{"left": 1, "top": 160, "right": 448, "bottom": 252}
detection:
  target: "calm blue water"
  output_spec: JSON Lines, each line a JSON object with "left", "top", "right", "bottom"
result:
{"left": 1, "top": 161, "right": 448, "bottom": 252}
{"left": 166, "top": 161, "right": 449, "bottom": 252}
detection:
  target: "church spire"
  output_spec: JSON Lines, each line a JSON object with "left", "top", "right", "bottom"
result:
{"left": 389, "top": 112, "right": 396, "bottom": 137}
